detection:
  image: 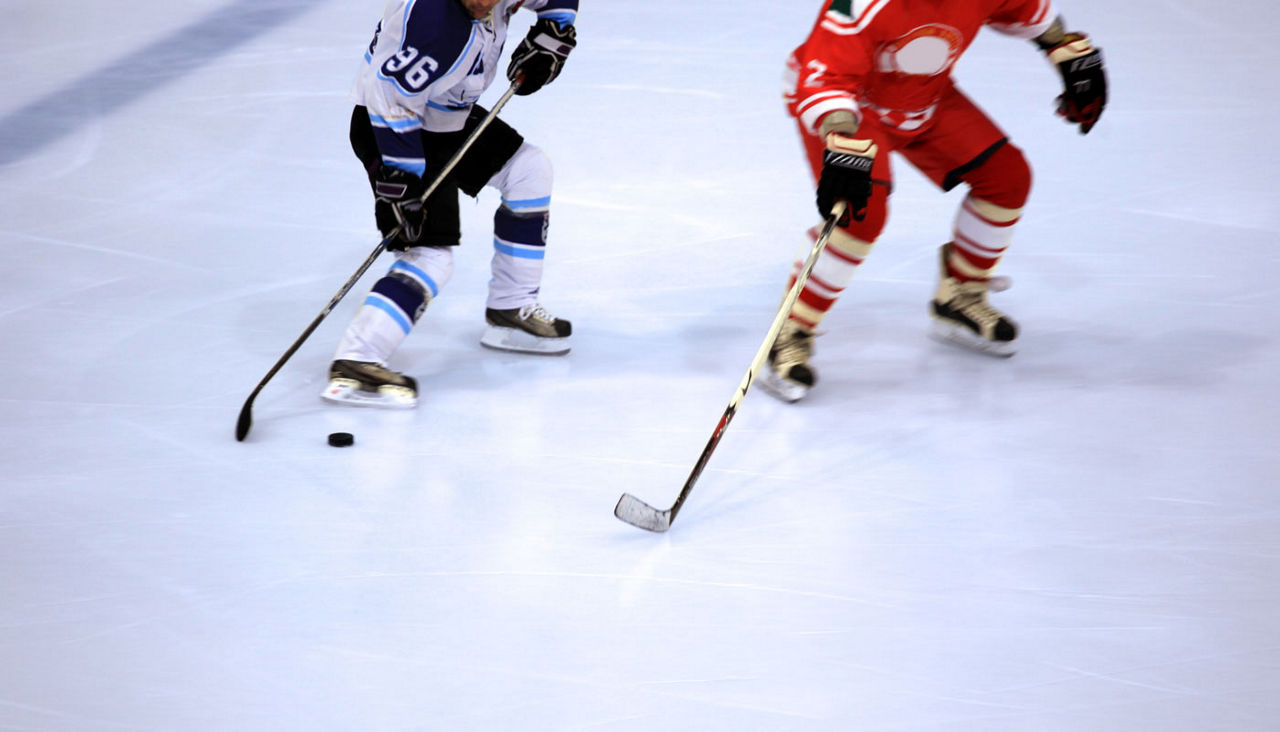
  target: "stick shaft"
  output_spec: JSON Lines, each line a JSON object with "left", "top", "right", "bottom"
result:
{"left": 616, "top": 203, "right": 847, "bottom": 529}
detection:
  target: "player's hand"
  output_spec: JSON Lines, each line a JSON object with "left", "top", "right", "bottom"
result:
{"left": 1046, "top": 33, "right": 1106, "bottom": 134}
{"left": 373, "top": 165, "right": 427, "bottom": 250}
{"left": 817, "top": 134, "right": 876, "bottom": 226}
{"left": 507, "top": 19, "right": 576, "bottom": 96}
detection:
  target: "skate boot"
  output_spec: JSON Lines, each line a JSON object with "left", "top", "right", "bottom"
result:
{"left": 480, "top": 303, "right": 572, "bottom": 355}
{"left": 761, "top": 320, "right": 816, "bottom": 402}
{"left": 321, "top": 359, "right": 418, "bottom": 408}
{"left": 929, "top": 244, "right": 1018, "bottom": 357}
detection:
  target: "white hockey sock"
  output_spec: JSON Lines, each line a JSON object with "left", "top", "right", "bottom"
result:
{"left": 788, "top": 226, "right": 874, "bottom": 330}
{"left": 333, "top": 249, "right": 452, "bottom": 363}
{"left": 484, "top": 143, "right": 553, "bottom": 310}
{"left": 949, "top": 196, "right": 1018, "bottom": 281}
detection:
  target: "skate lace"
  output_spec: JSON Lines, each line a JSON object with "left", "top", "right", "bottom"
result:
{"left": 773, "top": 328, "right": 814, "bottom": 366}
{"left": 954, "top": 288, "right": 1003, "bottom": 328}
{"left": 518, "top": 303, "right": 555, "bottom": 324}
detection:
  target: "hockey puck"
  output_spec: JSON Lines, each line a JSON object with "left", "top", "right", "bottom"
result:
{"left": 327, "top": 432, "right": 354, "bottom": 448}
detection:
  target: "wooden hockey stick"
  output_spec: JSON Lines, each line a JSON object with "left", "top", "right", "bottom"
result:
{"left": 613, "top": 202, "right": 848, "bottom": 532}
{"left": 235, "top": 80, "right": 522, "bottom": 442}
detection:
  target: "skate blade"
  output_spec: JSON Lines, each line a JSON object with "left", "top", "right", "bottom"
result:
{"left": 320, "top": 380, "right": 417, "bottom": 409}
{"left": 929, "top": 320, "right": 1016, "bottom": 358}
{"left": 759, "top": 370, "right": 810, "bottom": 403}
{"left": 480, "top": 325, "right": 571, "bottom": 356}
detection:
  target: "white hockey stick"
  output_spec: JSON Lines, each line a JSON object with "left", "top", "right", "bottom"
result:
{"left": 614, "top": 202, "right": 848, "bottom": 532}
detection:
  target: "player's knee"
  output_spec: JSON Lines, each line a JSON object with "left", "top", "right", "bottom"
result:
{"left": 496, "top": 143, "right": 553, "bottom": 210}
{"left": 392, "top": 247, "right": 454, "bottom": 299}
{"left": 841, "top": 182, "right": 889, "bottom": 242}
{"left": 372, "top": 274, "right": 429, "bottom": 326}
{"left": 967, "top": 143, "right": 1032, "bottom": 209}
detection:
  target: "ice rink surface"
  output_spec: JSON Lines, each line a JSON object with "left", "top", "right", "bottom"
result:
{"left": 3, "top": 1, "right": 1279, "bottom": 729}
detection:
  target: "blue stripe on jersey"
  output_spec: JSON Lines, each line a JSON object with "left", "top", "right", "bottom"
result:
{"left": 372, "top": 126, "right": 425, "bottom": 174}
{"left": 401, "top": 0, "right": 417, "bottom": 33}
{"left": 493, "top": 239, "right": 546, "bottom": 260}
{"left": 382, "top": 156, "right": 425, "bottom": 167}
{"left": 502, "top": 195, "right": 552, "bottom": 212}
{"left": 442, "top": 26, "right": 480, "bottom": 77}
{"left": 365, "top": 293, "right": 413, "bottom": 334}
{"left": 381, "top": 157, "right": 426, "bottom": 176}
{"left": 369, "top": 114, "right": 422, "bottom": 133}
{"left": 390, "top": 260, "right": 440, "bottom": 298}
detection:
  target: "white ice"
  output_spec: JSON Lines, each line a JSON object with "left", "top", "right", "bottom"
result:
{"left": 2, "top": 1, "right": 1279, "bottom": 730}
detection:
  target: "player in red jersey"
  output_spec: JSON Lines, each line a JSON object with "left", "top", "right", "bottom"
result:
{"left": 763, "top": 0, "right": 1106, "bottom": 402}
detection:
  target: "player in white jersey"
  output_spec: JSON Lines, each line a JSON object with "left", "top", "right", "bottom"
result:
{"left": 324, "top": 0, "right": 579, "bottom": 409}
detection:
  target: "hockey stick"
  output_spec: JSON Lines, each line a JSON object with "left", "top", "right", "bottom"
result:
{"left": 235, "top": 80, "right": 522, "bottom": 442}
{"left": 613, "top": 202, "right": 848, "bottom": 532}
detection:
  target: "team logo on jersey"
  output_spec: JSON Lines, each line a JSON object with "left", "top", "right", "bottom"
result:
{"left": 875, "top": 24, "right": 963, "bottom": 77}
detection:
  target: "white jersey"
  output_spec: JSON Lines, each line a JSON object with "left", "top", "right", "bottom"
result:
{"left": 354, "top": 0, "right": 578, "bottom": 175}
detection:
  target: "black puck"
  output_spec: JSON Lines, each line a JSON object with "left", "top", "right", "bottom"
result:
{"left": 327, "top": 432, "right": 354, "bottom": 447}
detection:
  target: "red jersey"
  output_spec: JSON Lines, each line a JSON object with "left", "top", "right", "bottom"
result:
{"left": 785, "top": 0, "right": 1056, "bottom": 136}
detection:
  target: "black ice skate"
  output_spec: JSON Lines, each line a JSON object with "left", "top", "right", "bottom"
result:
{"left": 321, "top": 359, "right": 418, "bottom": 409}
{"left": 480, "top": 303, "right": 572, "bottom": 355}
{"left": 929, "top": 244, "right": 1018, "bottom": 357}
{"left": 761, "top": 320, "right": 816, "bottom": 402}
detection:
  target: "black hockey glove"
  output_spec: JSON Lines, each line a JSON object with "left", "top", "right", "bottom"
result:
{"left": 373, "top": 165, "right": 427, "bottom": 250}
{"left": 816, "top": 135, "right": 877, "bottom": 226}
{"left": 1045, "top": 33, "right": 1106, "bottom": 134}
{"left": 507, "top": 18, "right": 576, "bottom": 96}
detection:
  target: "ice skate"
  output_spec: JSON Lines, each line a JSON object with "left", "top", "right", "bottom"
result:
{"left": 761, "top": 320, "right": 817, "bottom": 402}
{"left": 929, "top": 244, "right": 1018, "bottom": 357}
{"left": 480, "top": 303, "right": 572, "bottom": 355}
{"left": 321, "top": 359, "right": 418, "bottom": 408}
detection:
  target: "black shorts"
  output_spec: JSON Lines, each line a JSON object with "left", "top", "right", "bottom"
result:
{"left": 349, "top": 105, "right": 525, "bottom": 247}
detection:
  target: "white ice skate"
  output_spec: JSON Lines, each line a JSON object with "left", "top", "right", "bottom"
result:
{"left": 760, "top": 321, "right": 816, "bottom": 402}
{"left": 321, "top": 360, "right": 418, "bottom": 409}
{"left": 480, "top": 303, "right": 572, "bottom": 355}
{"left": 929, "top": 245, "right": 1018, "bottom": 358}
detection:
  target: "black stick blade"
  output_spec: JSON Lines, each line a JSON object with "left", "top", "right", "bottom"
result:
{"left": 614, "top": 493, "right": 673, "bottom": 533}
{"left": 235, "top": 399, "right": 254, "bottom": 442}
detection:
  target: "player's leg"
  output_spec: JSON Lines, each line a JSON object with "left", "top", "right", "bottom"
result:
{"left": 430, "top": 109, "right": 570, "bottom": 355}
{"left": 933, "top": 147, "right": 1029, "bottom": 356}
{"left": 901, "top": 89, "right": 1032, "bottom": 356}
{"left": 478, "top": 142, "right": 571, "bottom": 355}
{"left": 764, "top": 118, "right": 893, "bottom": 401}
{"left": 322, "top": 107, "right": 462, "bottom": 408}
{"left": 324, "top": 247, "right": 454, "bottom": 407}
